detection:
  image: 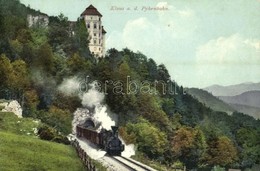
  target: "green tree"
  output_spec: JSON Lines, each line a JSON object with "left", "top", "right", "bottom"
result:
{"left": 67, "top": 53, "right": 92, "bottom": 75}
{"left": 73, "top": 18, "right": 90, "bottom": 58}
{"left": 0, "top": 54, "right": 14, "bottom": 90}
{"left": 162, "top": 98, "right": 175, "bottom": 116}
{"left": 136, "top": 93, "right": 170, "bottom": 129}
{"left": 236, "top": 128, "right": 260, "bottom": 168}
{"left": 48, "top": 14, "right": 70, "bottom": 49}
{"left": 23, "top": 89, "right": 39, "bottom": 116}
{"left": 34, "top": 42, "right": 54, "bottom": 74}
{"left": 37, "top": 106, "right": 72, "bottom": 135}
{"left": 157, "top": 64, "right": 170, "bottom": 82}
{"left": 11, "top": 59, "right": 30, "bottom": 91}
{"left": 126, "top": 118, "right": 167, "bottom": 158}
{"left": 206, "top": 136, "right": 238, "bottom": 166}
{"left": 0, "top": 54, "right": 30, "bottom": 102}
{"left": 106, "top": 61, "right": 137, "bottom": 114}
{"left": 123, "top": 52, "right": 149, "bottom": 80}
{"left": 9, "top": 39, "right": 23, "bottom": 57}
{"left": 52, "top": 92, "right": 81, "bottom": 113}
{"left": 16, "top": 29, "right": 33, "bottom": 44}
{"left": 93, "top": 59, "right": 112, "bottom": 82}
{"left": 171, "top": 126, "right": 207, "bottom": 168}
{"left": 147, "top": 58, "right": 158, "bottom": 81}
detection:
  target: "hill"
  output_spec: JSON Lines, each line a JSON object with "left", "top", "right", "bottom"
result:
{"left": 229, "top": 103, "right": 260, "bottom": 119}
{"left": 186, "top": 88, "right": 260, "bottom": 119}
{"left": 186, "top": 88, "right": 234, "bottom": 114}
{"left": 219, "top": 90, "right": 260, "bottom": 108}
{"left": 0, "top": 111, "right": 84, "bottom": 171}
{"left": 204, "top": 82, "right": 260, "bottom": 96}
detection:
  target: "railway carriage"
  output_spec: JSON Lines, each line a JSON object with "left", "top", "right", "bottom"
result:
{"left": 76, "top": 125, "right": 124, "bottom": 155}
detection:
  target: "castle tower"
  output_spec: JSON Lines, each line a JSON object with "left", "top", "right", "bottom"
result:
{"left": 81, "top": 5, "right": 106, "bottom": 58}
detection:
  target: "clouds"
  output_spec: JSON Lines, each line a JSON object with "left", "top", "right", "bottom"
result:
{"left": 196, "top": 34, "right": 260, "bottom": 65}
{"left": 191, "top": 34, "right": 260, "bottom": 87}
{"left": 106, "top": 1, "right": 199, "bottom": 63}
{"left": 105, "top": 31, "right": 124, "bottom": 50}
{"left": 156, "top": 2, "right": 198, "bottom": 39}
{"left": 122, "top": 17, "right": 162, "bottom": 52}
{"left": 106, "top": 17, "right": 163, "bottom": 61}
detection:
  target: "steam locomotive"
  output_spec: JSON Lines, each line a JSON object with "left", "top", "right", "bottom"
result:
{"left": 76, "top": 124, "right": 125, "bottom": 156}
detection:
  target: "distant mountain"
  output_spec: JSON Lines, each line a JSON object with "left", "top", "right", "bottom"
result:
{"left": 204, "top": 82, "right": 260, "bottom": 96}
{"left": 219, "top": 90, "right": 260, "bottom": 108}
{"left": 186, "top": 88, "right": 234, "bottom": 114}
{"left": 186, "top": 88, "right": 260, "bottom": 119}
{"left": 229, "top": 103, "right": 260, "bottom": 119}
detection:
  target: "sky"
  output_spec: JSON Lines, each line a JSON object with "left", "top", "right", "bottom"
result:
{"left": 20, "top": 0, "right": 260, "bottom": 88}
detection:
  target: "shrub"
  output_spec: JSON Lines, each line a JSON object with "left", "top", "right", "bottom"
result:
{"left": 38, "top": 125, "right": 70, "bottom": 145}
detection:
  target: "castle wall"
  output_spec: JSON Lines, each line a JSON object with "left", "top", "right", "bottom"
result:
{"left": 84, "top": 15, "right": 104, "bottom": 57}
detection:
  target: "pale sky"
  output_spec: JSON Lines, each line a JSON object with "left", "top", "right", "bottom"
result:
{"left": 20, "top": 0, "right": 260, "bottom": 88}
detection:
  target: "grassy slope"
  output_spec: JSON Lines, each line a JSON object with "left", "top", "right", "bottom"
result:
{"left": 0, "top": 131, "right": 84, "bottom": 171}
{"left": 0, "top": 111, "right": 85, "bottom": 171}
{"left": 186, "top": 88, "right": 234, "bottom": 114}
{"left": 0, "top": 112, "right": 39, "bottom": 135}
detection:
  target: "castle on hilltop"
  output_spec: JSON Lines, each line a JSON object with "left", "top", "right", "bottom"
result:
{"left": 81, "top": 5, "right": 106, "bottom": 57}
{"left": 27, "top": 4, "right": 106, "bottom": 58}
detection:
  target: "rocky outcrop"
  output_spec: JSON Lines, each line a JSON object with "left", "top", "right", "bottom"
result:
{"left": 0, "top": 100, "right": 23, "bottom": 118}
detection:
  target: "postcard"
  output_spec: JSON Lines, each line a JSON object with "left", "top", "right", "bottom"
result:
{"left": 0, "top": 0, "right": 259, "bottom": 171}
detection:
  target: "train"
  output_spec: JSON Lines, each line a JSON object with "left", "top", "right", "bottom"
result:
{"left": 76, "top": 124, "right": 125, "bottom": 156}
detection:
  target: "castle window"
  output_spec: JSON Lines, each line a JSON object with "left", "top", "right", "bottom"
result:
{"left": 87, "top": 23, "right": 90, "bottom": 29}
{"left": 94, "top": 40, "right": 97, "bottom": 44}
{"left": 94, "top": 33, "right": 96, "bottom": 37}
{"left": 94, "top": 23, "right": 97, "bottom": 29}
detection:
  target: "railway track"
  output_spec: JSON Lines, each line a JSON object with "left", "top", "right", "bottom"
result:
{"left": 111, "top": 156, "right": 157, "bottom": 171}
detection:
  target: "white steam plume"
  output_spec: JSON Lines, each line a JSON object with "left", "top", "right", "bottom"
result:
{"left": 59, "top": 77, "right": 135, "bottom": 158}
{"left": 80, "top": 82, "right": 117, "bottom": 131}
{"left": 81, "top": 86, "right": 105, "bottom": 108}
{"left": 58, "top": 77, "right": 80, "bottom": 96}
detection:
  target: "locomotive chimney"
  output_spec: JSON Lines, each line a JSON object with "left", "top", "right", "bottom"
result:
{"left": 111, "top": 126, "right": 118, "bottom": 135}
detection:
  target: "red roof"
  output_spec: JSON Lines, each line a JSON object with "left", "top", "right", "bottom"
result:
{"left": 81, "top": 4, "right": 102, "bottom": 17}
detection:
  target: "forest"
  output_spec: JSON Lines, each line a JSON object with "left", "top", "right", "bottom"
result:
{"left": 0, "top": 0, "right": 259, "bottom": 170}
